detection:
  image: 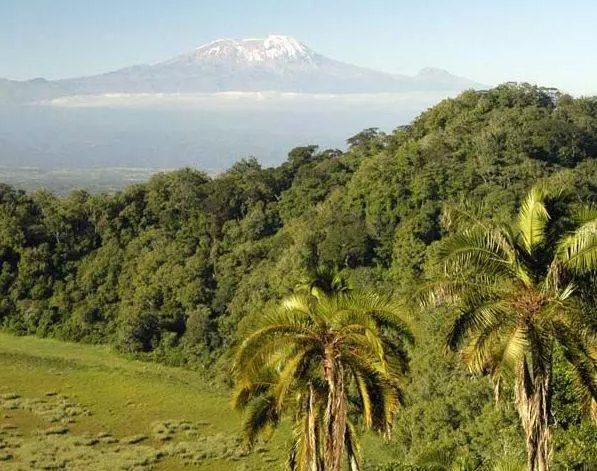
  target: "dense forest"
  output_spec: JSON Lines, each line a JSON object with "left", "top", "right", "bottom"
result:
{"left": 1, "top": 83, "right": 596, "bottom": 470}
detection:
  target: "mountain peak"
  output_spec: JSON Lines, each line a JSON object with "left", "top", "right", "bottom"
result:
{"left": 417, "top": 67, "right": 453, "bottom": 78}
{"left": 182, "top": 34, "right": 315, "bottom": 64}
{"left": 263, "top": 35, "right": 311, "bottom": 59}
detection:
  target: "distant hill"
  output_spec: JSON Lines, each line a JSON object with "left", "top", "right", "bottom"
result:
{"left": 0, "top": 35, "right": 484, "bottom": 103}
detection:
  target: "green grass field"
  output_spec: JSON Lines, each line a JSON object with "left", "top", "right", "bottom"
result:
{"left": 0, "top": 333, "right": 396, "bottom": 470}
{"left": 0, "top": 332, "right": 287, "bottom": 470}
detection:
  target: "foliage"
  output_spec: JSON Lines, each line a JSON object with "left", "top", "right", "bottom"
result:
{"left": 1, "top": 84, "right": 596, "bottom": 468}
{"left": 423, "top": 187, "right": 597, "bottom": 470}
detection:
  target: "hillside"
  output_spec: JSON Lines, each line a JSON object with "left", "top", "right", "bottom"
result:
{"left": 1, "top": 83, "right": 596, "bottom": 469}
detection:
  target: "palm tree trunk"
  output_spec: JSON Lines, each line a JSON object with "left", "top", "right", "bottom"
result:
{"left": 307, "top": 385, "right": 319, "bottom": 471}
{"left": 515, "top": 361, "right": 552, "bottom": 471}
{"left": 323, "top": 346, "right": 347, "bottom": 471}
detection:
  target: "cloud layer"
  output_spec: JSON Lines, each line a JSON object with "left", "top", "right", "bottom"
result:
{"left": 40, "top": 91, "right": 452, "bottom": 110}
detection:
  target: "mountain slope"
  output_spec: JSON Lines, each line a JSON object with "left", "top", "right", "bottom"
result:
{"left": 0, "top": 35, "right": 484, "bottom": 103}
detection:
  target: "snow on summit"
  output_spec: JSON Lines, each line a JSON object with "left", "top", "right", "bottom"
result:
{"left": 186, "top": 35, "right": 315, "bottom": 63}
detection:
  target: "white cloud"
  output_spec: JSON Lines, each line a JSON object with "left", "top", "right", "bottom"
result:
{"left": 38, "top": 91, "right": 453, "bottom": 110}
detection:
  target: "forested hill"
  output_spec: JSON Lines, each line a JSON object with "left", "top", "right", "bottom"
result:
{"left": 1, "top": 83, "right": 596, "bottom": 468}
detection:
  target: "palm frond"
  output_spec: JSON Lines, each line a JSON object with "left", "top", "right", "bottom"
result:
{"left": 234, "top": 309, "right": 318, "bottom": 374}
{"left": 288, "top": 406, "right": 309, "bottom": 471}
{"left": 460, "top": 311, "right": 517, "bottom": 375}
{"left": 235, "top": 334, "right": 313, "bottom": 384}
{"left": 441, "top": 202, "right": 503, "bottom": 234}
{"left": 556, "top": 282, "right": 576, "bottom": 302}
{"left": 242, "top": 394, "right": 280, "bottom": 447}
{"left": 232, "top": 365, "right": 278, "bottom": 410}
{"left": 343, "top": 331, "right": 388, "bottom": 373}
{"left": 558, "top": 219, "right": 597, "bottom": 272}
{"left": 500, "top": 325, "right": 529, "bottom": 372}
{"left": 272, "top": 348, "right": 314, "bottom": 412}
{"left": 417, "top": 276, "right": 499, "bottom": 308}
{"left": 382, "top": 337, "right": 411, "bottom": 375}
{"left": 570, "top": 204, "right": 597, "bottom": 226}
{"left": 298, "top": 264, "right": 352, "bottom": 299}
{"left": 353, "top": 371, "right": 373, "bottom": 428}
{"left": 524, "top": 321, "right": 553, "bottom": 375}
{"left": 517, "top": 185, "right": 550, "bottom": 254}
{"left": 343, "top": 350, "right": 401, "bottom": 434}
{"left": 281, "top": 293, "right": 316, "bottom": 316}
{"left": 340, "top": 291, "right": 415, "bottom": 345}
{"left": 327, "top": 305, "right": 377, "bottom": 333}
{"left": 439, "top": 227, "right": 518, "bottom": 281}
{"left": 447, "top": 297, "right": 511, "bottom": 350}
{"left": 295, "top": 386, "right": 327, "bottom": 471}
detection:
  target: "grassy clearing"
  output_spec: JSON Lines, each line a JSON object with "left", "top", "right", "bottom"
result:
{"left": 0, "top": 333, "right": 285, "bottom": 470}
{"left": 0, "top": 333, "right": 396, "bottom": 470}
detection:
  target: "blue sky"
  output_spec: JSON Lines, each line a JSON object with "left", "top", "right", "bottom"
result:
{"left": 1, "top": 0, "right": 596, "bottom": 94}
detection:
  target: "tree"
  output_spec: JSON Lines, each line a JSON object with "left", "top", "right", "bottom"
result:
{"left": 233, "top": 287, "right": 413, "bottom": 471}
{"left": 298, "top": 264, "right": 352, "bottom": 298}
{"left": 347, "top": 128, "right": 385, "bottom": 152}
{"left": 425, "top": 187, "right": 597, "bottom": 471}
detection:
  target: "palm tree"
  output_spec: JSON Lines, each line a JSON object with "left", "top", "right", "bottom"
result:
{"left": 425, "top": 187, "right": 597, "bottom": 471}
{"left": 298, "top": 264, "right": 353, "bottom": 298}
{"left": 233, "top": 287, "right": 413, "bottom": 471}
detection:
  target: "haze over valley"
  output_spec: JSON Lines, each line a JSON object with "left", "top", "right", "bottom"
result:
{"left": 0, "top": 35, "right": 484, "bottom": 187}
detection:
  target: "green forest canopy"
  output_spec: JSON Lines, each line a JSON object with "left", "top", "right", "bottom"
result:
{"left": 1, "top": 83, "right": 596, "bottom": 469}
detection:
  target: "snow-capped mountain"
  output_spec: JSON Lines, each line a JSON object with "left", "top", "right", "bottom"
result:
{"left": 182, "top": 35, "right": 316, "bottom": 63}
{"left": 0, "top": 35, "right": 484, "bottom": 103}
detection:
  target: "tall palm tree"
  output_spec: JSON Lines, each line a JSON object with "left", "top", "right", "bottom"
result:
{"left": 233, "top": 288, "right": 413, "bottom": 471}
{"left": 425, "top": 187, "right": 597, "bottom": 471}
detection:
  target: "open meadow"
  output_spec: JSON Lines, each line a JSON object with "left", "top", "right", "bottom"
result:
{"left": 0, "top": 332, "right": 282, "bottom": 470}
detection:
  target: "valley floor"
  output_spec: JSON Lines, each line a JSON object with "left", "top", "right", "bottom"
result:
{"left": 0, "top": 332, "right": 284, "bottom": 470}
